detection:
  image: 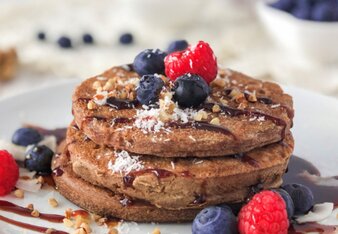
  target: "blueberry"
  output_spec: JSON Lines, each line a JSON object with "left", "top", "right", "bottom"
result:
{"left": 37, "top": 31, "right": 46, "bottom": 41}
{"left": 57, "top": 36, "right": 72, "bottom": 48}
{"left": 292, "top": 5, "right": 312, "bottom": 20}
{"left": 192, "top": 206, "right": 237, "bottom": 234}
{"left": 12, "top": 128, "right": 42, "bottom": 146}
{"left": 173, "top": 74, "right": 210, "bottom": 108}
{"left": 136, "top": 74, "right": 164, "bottom": 105}
{"left": 271, "top": 188, "right": 295, "bottom": 219}
{"left": 269, "top": 0, "right": 295, "bottom": 12}
{"left": 83, "top": 33, "right": 94, "bottom": 44}
{"left": 119, "top": 33, "right": 133, "bottom": 45}
{"left": 282, "top": 183, "right": 314, "bottom": 215}
{"left": 133, "top": 49, "right": 167, "bottom": 76}
{"left": 312, "top": 2, "right": 337, "bottom": 21}
{"left": 167, "top": 40, "right": 188, "bottom": 53}
{"left": 25, "top": 145, "right": 54, "bottom": 174}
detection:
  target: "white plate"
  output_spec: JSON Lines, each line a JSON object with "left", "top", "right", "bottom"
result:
{"left": 0, "top": 81, "right": 337, "bottom": 234}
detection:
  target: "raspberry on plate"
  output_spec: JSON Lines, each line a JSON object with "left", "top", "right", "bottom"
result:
{"left": 0, "top": 150, "right": 19, "bottom": 196}
{"left": 238, "top": 190, "right": 289, "bottom": 234}
{"left": 164, "top": 41, "right": 218, "bottom": 84}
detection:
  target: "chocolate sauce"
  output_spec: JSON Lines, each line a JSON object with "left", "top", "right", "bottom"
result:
{"left": 0, "top": 200, "right": 64, "bottom": 223}
{"left": 233, "top": 153, "right": 260, "bottom": 168}
{"left": 283, "top": 156, "right": 338, "bottom": 205}
{"left": 0, "top": 215, "right": 67, "bottom": 234}
{"left": 193, "top": 194, "right": 206, "bottom": 205}
{"left": 106, "top": 97, "right": 139, "bottom": 110}
{"left": 202, "top": 103, "right": 287, "bottom": 138}
{"left": 168, "top": 121, "right": 236, "bottom": 139}
{"left": 112, "top": 117, "right": 132, "bottom": 124}
{"left": 52, "top": 167, "right": 64, "bottom": 177}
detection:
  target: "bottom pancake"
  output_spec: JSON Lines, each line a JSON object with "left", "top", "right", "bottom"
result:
{"left": 52, "top": 144, "right": 200, "bottom": 222}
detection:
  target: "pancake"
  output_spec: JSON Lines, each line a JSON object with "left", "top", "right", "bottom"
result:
{"left": 72, "top": 66, "right": 293, "bottom": 157}
{"left": 52, "top": 143, "right": 200, "bottom": 222}
{"left": 66, "top": 122, "right": 294, "bottom": 210}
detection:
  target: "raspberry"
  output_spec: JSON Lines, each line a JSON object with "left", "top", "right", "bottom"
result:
{"left": 238, "top": 190, "right": 289, "bottom": 234}
{"left": 164, "top": 41, "right": 218, "bottom": 84}
{"left": 0, "top": 150, "right": 19, "bottom": 196}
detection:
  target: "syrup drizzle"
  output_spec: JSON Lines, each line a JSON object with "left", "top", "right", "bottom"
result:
{"left": 106, "top": 97, "right": 139, "bottom": 110}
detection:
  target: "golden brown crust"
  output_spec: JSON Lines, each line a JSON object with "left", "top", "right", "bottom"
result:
{"left": 52, "top": 145, "right": 200, "bottom": 222}
{"left": 66, "top": 122, "right": 294, "bottom": 210}
{"left": 72, "top": 66, "right": 294, "bottom": 157}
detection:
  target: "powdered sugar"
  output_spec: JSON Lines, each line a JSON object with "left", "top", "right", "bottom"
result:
{"left": 108, "top": 150, "right": 143, "bottom": 175}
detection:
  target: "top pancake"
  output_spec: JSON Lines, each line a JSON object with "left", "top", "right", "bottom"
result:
{"left": 72, "top": 66, "right": 294, "bottom": 157}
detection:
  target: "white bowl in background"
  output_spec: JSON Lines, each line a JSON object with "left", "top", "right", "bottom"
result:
{"left": 256, "top": 1, "right": 338, "bottom": 63}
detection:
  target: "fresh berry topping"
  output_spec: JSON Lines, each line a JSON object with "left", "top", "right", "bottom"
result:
{"left": 269, "top": 0, "right": 294, "bottom": 12}
{"left": 167, "top": 40, "right": 189, "bottom": 53}
{"left": 133, "top": 49, "right": 167, "bottom": 76}
{"left": 83, "top": 33, "right": 94, "bottom": 44}
{"left": 12, "top": 128, "right": 42, "bottom": 146}
{"left": 312, "top": 2, "right": 337, "bottom": 22}
{"left": 136, "top": 74, "right": 164, "bottom": 105}
{"left": 238, "top": 190, "right": 289, "bottom": 234}
{"left": 0, "top": 150, "right": 19, "bottom": 196}
{"left": 25, "top": 145, "right": 54, "bottom": 174}
{"left": 37, "top": 31, "right": 46, "bottom": 41}
{"left": 192, "top": 206, "right": 237, "bottom": 234}
{"left": 164, "top": 41, "right": 218, "bottom": 84}
{"left": 119, "top": 33, "right": 134, "bottom": 45}
{"left": 173, "top": 74, "right": 210, "bottom": 108}
{"left": 271, "top": 188, "right": 295, "bottom": 219}
{"left": 282, "top": 183, "right": 314, "bottom": 215}
{"left": 57, "top": 36, "right": 72, "bottom": 48}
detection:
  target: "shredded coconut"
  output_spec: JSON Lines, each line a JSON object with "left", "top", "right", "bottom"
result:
{"left": 93, "top": 90, "right": 108, "bottom": 105}
{"left": 271, "top": 104, "right": 281, "bottom": 108}
{"left": 108, "top": 150, "right": 143, "bottom": 175}
{"left": 134, "top": 108, "right": 164, "bottom": 133}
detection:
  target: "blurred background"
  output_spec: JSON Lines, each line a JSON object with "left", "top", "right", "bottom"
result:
{"left": 1, "top": 0, "right": 338, "bottom": 98}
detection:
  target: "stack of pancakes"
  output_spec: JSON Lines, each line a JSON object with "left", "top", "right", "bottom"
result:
{"left": 53, "top": 66, "right": 294, "bottom": 222}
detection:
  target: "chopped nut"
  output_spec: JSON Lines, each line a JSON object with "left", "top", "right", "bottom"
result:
{"left": 74, "top": 215, "right": 90, "bottom": 228}
{"left": 238, "top": 102, "right": 248, "bottom": 109}
{"left": 103, "top": 80, "right": 114, "bottom": 90}
{"left": 71, "top": 228, "right": 87, "bottom": 234}
{"left": 219, "top": 98, "right": 228, "bottom": 105}
{"left": 45, "top": 228, "right": 56, "bottom": 234}
{"left": 119, "top": 90, "right": 127, "bottom": 99}
{"left": 87, "top": 101, "right": 95, "bottom": 110}
{"left": 212, "top": 104, "right": 221, "bottom": 113}
{"left": 91, "top": 213, "right": 102, "bottom": 222}
{"left": 31, "top": 209, "right": 40, "bottom": 217}
{"left": 97, "top": 217, "right": 107, "bottom": 226}
{"left": 80, "top": 223, "right": 92, "bottom": 233}
{"left": 63, "top": 218, "right": 74, "bottom": 228}
{"left": 14, "top": 189, "right": 24, "bottom": 198}
{"left": 194, "top": 112, "right": 203, "bottom": 121}
{"left": 210, "top": 117, "right": 220, "bottom": 125}
{"left": 0, "top": 48, "right": 18, "bottom": 81}
{"left": 211, "top": 78, "right": 226, "bottom": 88}
{"left": 37, "top": 176, "right": 45, "bottom": 184}
{"left": 246, "top": 91, "right": 257, "bottom": 102}
{"left": 108, "top": 228, "right": 118, "bottom": 234}
{"left": 48, "top": 198, "right": 58, "bottom": 208}
{"left": 65, "top": 208, "right": 73, "bottom": 219}
{"left": 92, "top": 81, "right": 102, "bottom": 90}
{"left": 152, "top": 227, "right": 161, "bottom": 234}
{"left": 27, "top": 203, "right": 34, "bottom": 210}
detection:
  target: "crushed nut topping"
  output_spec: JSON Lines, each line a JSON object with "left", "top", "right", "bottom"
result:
{"left": 48, "top": 198, "right": 58, "bottom": 208}
{"left": 14, "top": 189, "right": 24, "bottom": 198}
{"left": 31, "top": 209, "right": 40, "bottom": 217}
{"left": 210, "top": 117, "right": 220, "bottom": 125}
{"left": 152, "top": 227, "right": 161, "bottom": 234}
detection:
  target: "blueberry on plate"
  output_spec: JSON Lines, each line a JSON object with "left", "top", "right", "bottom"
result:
{"left": 167, "top": 39, "right": 188, "bottom": 53}
{"left": 83, "top": 33, "right": 94, "bottom": 44}
{"left": 269, "top": 0, "right": 295, "bottom": 12}
{"left": 282, "top": 183, "right": 314, "bottom": 215}
{"left": 57, "top": 36, "right": 72, "bottom": 48}
{"left": 173, "top": 74, "right": 210, "bottom": 108}
{"left": 312, "top": 2, "right": 337, "bottom": 21}
{"left": 136, "top": 74, "right": 164, "bottom": 105}
{"left": 37, "top": 31, "right": 46, "bottom": 41}
{"left": 133, "top": 49, "right": 167, "bottom": 76}
{"left": 192, "top": 206, "right": 237, "bottom": 234}
{"left": 25, "top": 145, "right": 54, "bottom": 174}
{"left": 12, "top": 128, "right": 42, "bottom": 146}
{"left": 271, "top": 188, "right": 295, "bottom": 219}
{"left": 119, "top": 33, "right": 133, "bottom": 45}
{"left": 292, "top": 5, "right": 312, "bottom": 20}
